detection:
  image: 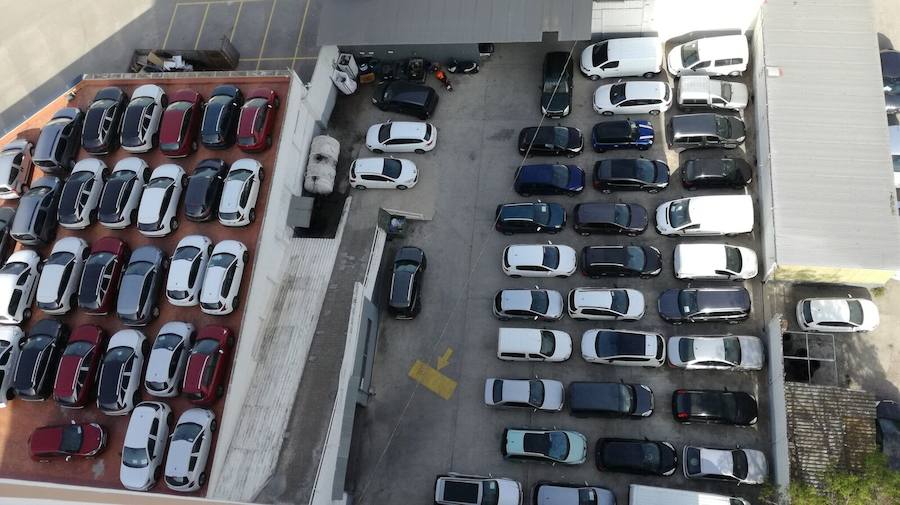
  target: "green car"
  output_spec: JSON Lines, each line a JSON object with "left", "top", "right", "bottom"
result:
{"left": 501, "top": 428, "right": 587, "bottom": 465}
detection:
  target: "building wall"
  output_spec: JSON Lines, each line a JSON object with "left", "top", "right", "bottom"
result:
{"left": 340, "top": 44, "right": 479, "bottom": 64}
{"left": 772, "top": 264, "right": 895, "bottom": 288}
{"left": 591, "top": 0, "right": 762, "bottom": 39}
{"left": 751, "top": 11, "right": 778, "bottom": 281}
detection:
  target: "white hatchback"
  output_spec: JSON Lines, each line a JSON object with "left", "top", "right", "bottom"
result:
{"left": 673, "top": 243, "right": 758, "bottom": 280}
{"left": 165, "top": 408, "right": 216, "bottom": 492}
{"left": 138, "top": 164, "right": 185, "bottom": 237}
{"left": 365, "top": 121, "right": 436, "bottom": 154}
{"left": 581, "top": 329, "right": 664, "bottom": 366}
{"left": 349, "top": 157, "right": 418, "bottom": 190}
{"left": 35, "top": 237, "right": 88, "bottom": 315}
{"left": 200, "top": 240, "right": 247, "bottom": 315}
{"left": 166, "top": 235, "right": 212, "bottom": 306}
{"left": 502, "top": 244, "right": 576, "bottom": 278}
{"left": 120, "top": 401, "right": 172, "bottom": 491}
{"left": 568, "top": 288, "right": 644, "bottom": 321}
{"left": 483, "top": 378, "right": 565, "bottom": 411}
{"left": 0, "top": 249, "right": 41, "bottom": 324}
{"left": 593, "top": 81, "right": 672, "bottom": 116}
{"left": 218, "top": 159, "right": 263, "bottom": 227}
{"left": 796, "top": 297, "right": 880, "bottom": 332}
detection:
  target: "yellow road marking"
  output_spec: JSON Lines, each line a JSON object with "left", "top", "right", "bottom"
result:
{"left": 162, "top": 3, "right": 180, "bottom": 48}
{"left": 409, "top": 360, "right": 457, "bottom": 400}
{"left": 229, "top": 1, "right": 244, "bottom": 41}
{"left": 194, "top": 4, "right": 211, "bottom": 50}
{"left": 256, "top": 0, "right": 278, "bottom": 70}
{"left": 437, "top": 347, "right": 453, "bottom": 370}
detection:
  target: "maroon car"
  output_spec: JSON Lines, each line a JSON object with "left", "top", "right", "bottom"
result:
{"left": 53, "top": 325, "right": 106, "bottom": 408}
{"left": 29, "top": 422, "right": 107, "bottom": 462}
{"left": 159, "top": 89, "right": 202, "bottom": 158}
{"left": 236, "top": 88, "right": 279, "bottom": 152}
{"left": 183, "top": 325, "right": 234, "bottom": 406}
{"left": 78, "top": 237, "right": 129, "bottom": 315}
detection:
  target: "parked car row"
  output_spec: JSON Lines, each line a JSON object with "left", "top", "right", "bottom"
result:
{"left": 0, "top": 234, "right": 248, "bottom": 325}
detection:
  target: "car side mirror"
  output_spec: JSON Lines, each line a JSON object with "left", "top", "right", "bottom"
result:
{"left": 218, "top": 349, "right": 225, "bottom": 354}
{"left": 65, "top": 456, "right": 72, "bottom": 462}
{"left": 533, "top": 316, "right": 539, "bottom": 321}
{"left": 536, "top": 227, "right": 542, "bottom": 231}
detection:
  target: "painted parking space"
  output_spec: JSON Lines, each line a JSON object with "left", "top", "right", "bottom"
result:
{"left": 408, "top": 348, "right": 457, "bottom": 400}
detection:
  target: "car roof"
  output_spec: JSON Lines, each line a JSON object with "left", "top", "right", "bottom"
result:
{"left": 694, "top": 35, "right": 748, "bottom": 59}
{"left": 498, "top": 328, "right": 546, "bottom": 353}
{"left": 622, "top": 81, "right": 667, "bottom": 99}
{"left": 124, "top": 404, "right": 159, "bottom": 446}
{"left": 671, "top": 113, "right": 718, "bottom": 135}
{"left": 505, "top": 245, "right": 548, "bottom": 267}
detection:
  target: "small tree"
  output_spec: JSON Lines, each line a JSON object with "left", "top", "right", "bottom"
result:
{"left": 761, "top": 453, "right": 900, "bottom": 505}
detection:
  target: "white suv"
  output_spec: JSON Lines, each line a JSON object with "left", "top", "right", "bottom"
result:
{"left": 496, "top": 328, "right": 572, "bottom": 362}
{"left": 120, "top": 401, "right": 172, "bottom": 491}
{"left": 673, "top": 243, "right": 758, "bottom": 280}
{"left": 365, "top": 121, "right": 436, "bottom": 153}
{"left": 568, "top": 288, "right": 644, "bottom": 321}
{"left": 656, "top": 195, "right": 754, "bottom": 236}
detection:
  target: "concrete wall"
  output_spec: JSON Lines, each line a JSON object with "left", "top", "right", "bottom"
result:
{"left": 751, "top": 12, "right": 778, "bottom": 282}
{"left": 591, "top": 0, "right": 762, "bottom": 40}
{"left": 763, "top": 316, "right": 791, "bottom": 493}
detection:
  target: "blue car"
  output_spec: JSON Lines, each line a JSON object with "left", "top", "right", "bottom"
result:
{"left": 514, "top": 164, "right": 585, "bottom": 197}
{"left": 591, "top": 119, "right": 654, "bottom": 153}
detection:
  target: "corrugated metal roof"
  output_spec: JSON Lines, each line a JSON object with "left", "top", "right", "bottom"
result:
{"left": 760, "top": 0, "right": 900, "bottom": 271}
{"left": 785, "top": 383, "right": 876, "bottom": 488}
{"left": 317, "top": 0, "right": 592, "bottom": 46}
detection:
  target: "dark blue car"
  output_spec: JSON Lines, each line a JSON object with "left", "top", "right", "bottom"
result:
{"left": 514, "top": 164, "right": 585, "bottom": 197}
{"left": 591, "top": 120, "right": 654, "bottom": 153}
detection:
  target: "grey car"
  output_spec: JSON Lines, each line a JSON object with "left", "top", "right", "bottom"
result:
{"left": 33, "top": 107, "right": 83, "bottom": 176}
{"left": 10, "top": 176, "right": 62, "bottom": 246}
{"left": 0, "top": 207, "right": 15, "bottom": 262}
{"left": 117, "top": 246, "right": 167, "bottom": 326}
{"left": 534, "top": 483, "right": 615, "bottom": 505}
{"left": 0, "top": 139, "right": 33, "bottom": 199}
{"left": 669, "top": 113, "right": 745, "bottom": 151}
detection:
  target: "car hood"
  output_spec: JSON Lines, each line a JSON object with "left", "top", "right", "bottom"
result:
{"left": 164, "top": 440, "right": 193, "bottom": 477}
{"left": 564, "top": 432, "right": 588, "bottom": 464}
{"left": 728, "top": 117, "right": 746, "bottom": 141}
{"left": 138, "top": 188, "right": 168, "bottom": 224}
{"left": 633, "top": 384, "right": 654, "bottom": 416}
{"left": 644, "top": 247, "right": 662, "bottom": 274}
{"left": 145, "top": 349, "right": 175, "bottom": 383}
{"left": 547, "top": 291, "right": 565, "bottom": 318}
{"left": 667, "top": 46, "right": 685, "bottom": 74}
{"left": 120, "top": 463, "right": 152, "bottom": 490}
{"left": 36, "top": 264, "right": 67, "bottom": 305}
{"left": 738, "top": 336, "right": 765, "bottom": 369}
{"left": 541, "top": 93, "right": 569, "bottom": 115}
{"left": 629, "top": 204, "right": 649, "bottom": 230}
{"left": 657, "top": 289, "right": 681, "bottom": 318}
{"left": 557, "top": 246, "right": 578, "bottom": 275}
{"left": 861, "top": 300, "right": 881, "bottom": 330}
{"left": 542, "top": 380, "right": 566, "bottom": 410}
{"left": 53, "top": 355, "right": 83, "bottom": 399}
{"left": 497, "top": 480, "right": 522, "bottom": 505}
{"left": 219, "top": 180, "right": 245, "bottom": 213}
{"left": 727, "top": 82, "right": 750, "bottom": 108}
{"left": 200, "top": 267, "right": 227, "bottom": 302}
{"left": 168, "top": 260, "right": 195, "bottom": 291}
{"left": 744, "top": 450, "right": 769, "bottom": 483}
{"left": 567, "top": 165, "right": 585, "bottom": 191}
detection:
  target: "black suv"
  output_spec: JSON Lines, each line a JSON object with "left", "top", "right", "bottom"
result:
{"left": 568, "top": 381, "right": 653, "bottom": 418}
{"left": 573, "top": 202, "right": 647, "bottom": 236}
{"left": 495, "top": 202, "right": 565, "bottom": 235}
{"left": 581, "top": 245, "right": 661, "bottom": 278}
{"left": 82, "top": 87, "right": 127, "bottom": 155}
{"left": 595, "top": 438, "right": 678, "bottom": 476}
{"left": 10, "top": 176, "right": 62, "bottom": 246}
{"left": 593, "top": 158, "right": 669, "bottom": 192}
{"left": 541, "top": 52, "right": 573, "bottom": 117}
{"left": 681, "top": 157, "right": 752, "bottom": 190}
{"left": 672, "top": 389, "right": 758, "bottom": 426}
{"left": 388, "top": 246, "right": 426, "bottom": 319}
{"left": 657, "top": 287, "right": 751, "bottom": 323}
{"left": 518, "top": 126, "right": 582, "bottom": 157}
{"left": 201, "top": 85, "right": 243, "bottom": 149}
{"left": 184, "top": 159, "right": 228, "bottom": 221}
{"left": 33, "top": 108, "right": 83, "bottom": 176}
{"left": 373, "top": 81, "right": 438, "bottom": 120}
{"left": 13, "top": 319, "right": 69, "bottom": 400}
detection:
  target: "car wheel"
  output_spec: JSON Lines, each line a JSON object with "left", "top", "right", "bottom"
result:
{"left": 498, "top": 316, "right": 510, "bottom": 321}
{"left": 519, "top": 192, "right": 531, "bottom": 197}
{"left": 249, "top": 209, "right": 256, "bottom": 223}
{"left": 257, "top": 170, "right": 265, "bottom": 183}
{"left": 132, "top": 391, "right": 140, "bottom": 408}
{"left": 216, "top": 384, "right": 224, "bottom": 398}
{"left": 510, "top": 274, "right": 521, "bottom": 279}
{"left": 199, "top": 472, "right": 207, "bottom": 487}
{"left": 210, "top": 420, "right": 217, "bottom": 433}
{"left": 274, "top": 97, "right": 281, "bottom": 108}
{"left": 266, "top": 136, "right": 272, "bottom": 148}
{"left": 69, "top": 293, "right": 77, "bottom": 311}
{"left": 154, "top": 466, "right": 162, "bottom": 482}
{"left": 724, "top": 144, "right": 737, "bottom": 149}
{"left": 686, "top": 186, "right": 697, "bottom": 191}
{"left": 627, "top": 232, "right": 638, "bottom": 237}
{"left": 547, "top": 229, "right": 558, "bottom": 235}
{"left": 589, "top": 74, "right": 599, "bottom": 81}
{"left": 5, "top": 389, "right": 14, "bottom": 401}
{"left": 355, "top": 185, "right": 367, "bottom": 190}
{"left": 167, "top": 412, "right": 174, "bottom": 426}
{"left": 130, "top": 209, "right": 138, "bottom": 225}
{"left": 556, "top": 275, "right": 568, "bottom": 279}
{"left": 566, "top": 191, "right": 579, "bottom": 197}
{"left": 649, "top": 109, "right": 660, "bottom": 116}
{"left": 22, "top": 308, "right": 31, "bottom": 321}
{"left": 414, "top": 149, "right": 425, "bottom": 154}
{"left": 232, "top": 297, "right": 240, "bottom": 310}
{"left": 729, "top": 71, "right": 740, "bottom": 77}
{"left": 151, "top": 133, "right": 159, "bottom": 148}
{"left": 601, "top": 111, "right": 613, "bottom": 116}
{"left": 397, "top": 185, "right": 408, "bottom": 190}
{"left": 597, "top": 149, "right": 606, "bottom": 153}
{"left": 643, "top": 71, "right": 656, "bottom": 79}
{"left": 373, "top": 149, "right": 384, "bottom": 154}
{"left": 502, "top": 231, "right": 513, "bottom": 236}
{"left": 36, "top": 262, "right": 43, "bottom": 273}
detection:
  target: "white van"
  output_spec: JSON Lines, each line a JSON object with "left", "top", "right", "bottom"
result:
{"left": 677, "top": 75, "right": 749, "bottom": 111}
{"left": 655, "top": 194, "right": 754, "bottom": 236}
{"left": 628, "top": 484, "right": 749, "bottom": 505}
{"left": 496, "top": 328, "right": 572, "bottom": 362}
{"left": 580, "top": 37, "right": 663, "bottom": 80}
{"left": 667, "top": 35, "right": 749, "bottom": 77}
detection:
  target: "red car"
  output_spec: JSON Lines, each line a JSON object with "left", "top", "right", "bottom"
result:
{"left": 77, "top": 237, "right": 129, "bottom": 315}
{"left": 183, "top": 325, "right": 234, "bottom": 406}
{"left": 236, "top": 88, "right": 279, "bottom": 152}
{"left": 29, "top": 422, "right": 107, "bottom": 462}
{"left": 159, "top": 89, "right": 202, "bottom": 158}
{"left": 53, "top": 325, "right": 106, "bottom": 408}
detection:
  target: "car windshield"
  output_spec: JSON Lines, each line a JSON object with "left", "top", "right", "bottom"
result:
{"left": 530, "top": 291, "right": 549, "bottom": 314}
{"left": 227, "top": 169, "right": 254, "bottom": 183}
{"left": 847, "top": 300, "right": 864, "bottom": 325}
{"left": 681, "top": 41, "right": 700, "bottom": 67}
{"left": 193, "top": 339, "right": 219, "bottom": 357}
{"left": 106, "top": 346, "right": 134, "bottom": 366}
{"left": 48, "top": 252, "right": 74, "bottom": 267}
{"left": 394, "top": 261, "right": 417, "bottom": 274}
{"left": 715, "top": 116, "right": 731, "bottom": 138}
{"left": 679, "top": 338, "right": 696, "bottom": 361}
{"left": 173, "top": 246, "right": 200, "bottom": 262}
{"left": 721, "top": 83, "right": 733, "bottom": 101}
{"left": 529, "top": 380, "right": 545, "bottom": 406}
{"left": 731, "top": 450, "right": 749, "bottom": 479}
{"left": 723, "top": 338, "right": 742, "bottom": 364}
{"left": 382, "top": 159, "right": 402, "bottom": 179}
{"left": 126, "top": 261, "right": 153, "bottom": 278}
{"left": 542, "top": 246, "right": 560, "bottom": 269}
{"left": 591, "top": 42, "right": 608, "bottom": 66}
{"left": 532, "top": 203, "right": 550, "bottom": 226}
{"left": 610, "top": 290, "right": 629, "bottom": 314}
{"left": 724, "top": 246, "right": 742, "bottom": 273}
{"left": 613, "top": 204, "right": 631, "bottom": 226}
{"left": 481, "top": 481, "right": 499, "bottom": 505}
{"left": 168, "top": 101, "right": 193, "bottom": 112}
{"left": 245, "top": 97, "right": 267, "bottom": 109}
{"left": 172, "top": 422, "right": 202, "bottom": 443}
{"left": 64, "top": 341, "right": 93, "bottom": 358}
{"left": 0, "top": 262, "right": 28, "bottom": 275}
{"left": 668, "top": 200, "right": 691, "bottom": 228}
{"left": 553, "top": 128, "right": 570, "bottom": 147}
{"left": 678, "top": 290, "right": 699, "bottom": 315}
{"left": 60, "top": 425, "right": 83, "bottom": 453}
{"left": 209, "top": 253, "right": 236, "bottom": 269}
{"left": 154, "top": 333, "right": 183, "bottom": 351}
{"left": 610, "top": 83, "right": 627, "bottom": 105}
{"left": 122, "top": 446, "right": 150, "bottom": 468}
{"left": 547, "top": 432, "right": 570, "bottom": 460}
{"left": 147, "top": 177, "right": 174, "bottom": 190}
{"left": 624, "top": 247, "right": 646, "bottom": 271}
{"left": 377, "top": 124, "right": 391, "bottom": 143}
{"left": 551, "top": 165, "right": 569, "bottom": 188}
{"left": 539, "top": 331, "right": 556, "bottom": 355}
{"left": 90, "top": 99, "right": 117, "bottom": 110}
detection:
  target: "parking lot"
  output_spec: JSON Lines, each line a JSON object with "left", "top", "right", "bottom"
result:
{"left": 328, "top": 42, "right": 770, "bottom": 504}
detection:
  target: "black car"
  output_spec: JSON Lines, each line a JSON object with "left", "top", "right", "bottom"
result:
{"left": 541, "top": 52, "right": 573, "bottom": 118}
{"left": 881, "top": 50, "right": 900, "bottom": 114}
{"left": 81, "top": 87, "right": 127, "bottom": 154}
{"left": 876, "top": 399, "right": 900, "bottom": 469}
{"left": 388, "top": 246, "right": 426, "bottom": 319}
{"left": 184, "top": 159, "right": 228, "bottom": 221}
{"left": 494, "top": 202, "right": 566, "bottom": 235}
{"left": 116, "top": 246, "right": 166, "bottom": 326}
{"left": 10, "top": 176, "right": 62, "bottom": 246}
{"left": 595, "top": 438, "right": 678, "bottom": 476}
{"left": 657, "top": 288, "right": 751, "bottom": 324}
{"left": 591, "top": 119, "right": 654, "bottom": 152}
{"left": 593, "top": 159, "right": 669, "bottom": 192}
{"left": 12, "top": 319, "right": 69, "bottom": 401}
{"left": 32, "top": 108, "right": 83, "bottom": 176}
{"left": 372, "top": 81, "right": 438, "bottom": 120}
{"left": 568, "top": 381, "right": 653, "bottom": 418}
{"left": 581, "top": 245, "right": 661, "bottom": 278}
{"left": 517, "top": 126, "right": 583, "bottom": 157}
{"left": 681, "top": 157, "right": 752, "bottom": 190}
{"left": 573, "top": 202, "right": 647, "bottom": 236}
{"left": 0, "top": 207, "right": 15, "bottom": 262}
{"left": 201, "top": 85, "right": 243, "bottom": 149}
{"left": 514, "top": 164, "right": 585, "bottom": 197}
{"left": 672, "top": 389, "right": 758, "bottom": 426}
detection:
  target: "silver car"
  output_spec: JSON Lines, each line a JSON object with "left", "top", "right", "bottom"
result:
{"left": 0, "top": 249, "right": 41, "bottom": 324}
{"left": 117, "top": 246, "right": 166, "bottom": 326}
{"left": 534, "top": 483, "right": 615, "bottom": 505}
{"left": 683, "top": 446, "right": 768, "bottom": 485}
{"left": 165, "top": 408, "right": 216, "bottom": 492}
{"left": 434, "top": 474, "right": 522, "bottom": 505}
{"left": 166, "top": 235, "right": 212, "bottom": 306}
{"left": 0, "top": 139, "right": 33, "bottom": 199}
{"left": 667, "top": 335, "right": 764, "bottom": 371}
{"left": 493, "top": 289, "right": 564, "bottom": 321}
{"left": 97, "top": 329, "right": 146, "bottom": 415}
{"left": 144, "top": 322, "right": 195, "bottom": 398}
{"left": 120, "top": 401, "right": 172, "bottom": 491}
{"left": 0, "top": 326, "right": 24, "bottom": 406}
{"left": 137, "top": 164, "right": 185, "bottom": 237}
{"left": 35, "top": 237, "right": 88, "bottom": 315}
{"left": 484, "top": 378, "right": 564, "bottom": 411}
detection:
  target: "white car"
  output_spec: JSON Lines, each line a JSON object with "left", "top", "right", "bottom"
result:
{"left": 0, "top": 326, "right": 24, "bottom": 406}
{"left": 0, "top": 139, "right": 33, "bottom": 199}
{"left": 496, "top": 327, "right": 572, "bottom": 362}
{"left": 218, "top": 159, "right": 263, "bottom": 227}
{"left": 568, "top": 288, "right": 644, "bottom": 321}
{"left": 667, "top": 35, "right": 749, "bottom": 77}
{"left": 200, "top": 240, "right": 247, "bottom": 315}
{"left": 593, "top": 81, "right": 672, "bottom": 116}
{"left": 349, "top": 157, "right": 418, "bottom": 190}
{"left": 683, "top": 446, "right": 768, "bottom": 485}
{"left": 668, "top": 335, "right": 765, "bottom": 371}
{"left": 35, "top": 237, "right": 88, "bottom": 315}
{"left": 655, "top": 195, "right": 754, "bottom": 236}
{"left": 579, "top": 37, "right": 663, "bottom": 80}
{"left": 165, "top": 408, "right": 216, "bottom": 492}
{"left": 493, "top": 289, "right": 564, "bottom": 321}
{"left": 58, "top": 158, "right": 105, "bottom": 229}
{"left": 138, "top": 163, "right": 185, "bottom": 237}
{"left": 673, "top": 243, "right": 758, "bottom": 280}
{"left": 121, "top": 84, "right": 166, "bottom": 153}
{"left": 581, "top": 329, "right": 664, "bottom": 366}
{"left": 120, "top": 401, "right": 172, "bottom": 491}
{"left": 0, "top": 249, "right": 41, "bottom": 324}
{"left": 166, "top": 235, "right": 212, "bottom": 306}
{"left": 365, "top": 121, "right": 436, "bottom": 153}
{"left": 796, "top": 297, "right": 880, "bottom": 332}
{"left": 483, "top": 378, "right": 564, "bottom": 411}
{"left": 97, "top": 329, "right": 146, "bottom": 415}
{"left": 502, "top": 244, "right": 576, "bottom": 278}
{"left": 99, "top": 157, "right": 150, "bottom": 229}
{"left": 144, "top": 322, "right": 195, "bottom": 398}
{"left": 435, "top": 474, "right": 522, "bottom": 505}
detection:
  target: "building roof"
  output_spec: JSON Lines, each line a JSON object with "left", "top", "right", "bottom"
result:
{"left": 784, "top": 382, "right": 876, "bottom": 488}
{"left": 759, "top": 0, "right": 900, "bottom": 271}
{"left": 317, "top": 0, "right": 592, "bottom": 46}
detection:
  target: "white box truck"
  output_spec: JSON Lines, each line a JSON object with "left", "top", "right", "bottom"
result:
{"left": 629, "top": 484, "right": 749, "bottom": 505}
